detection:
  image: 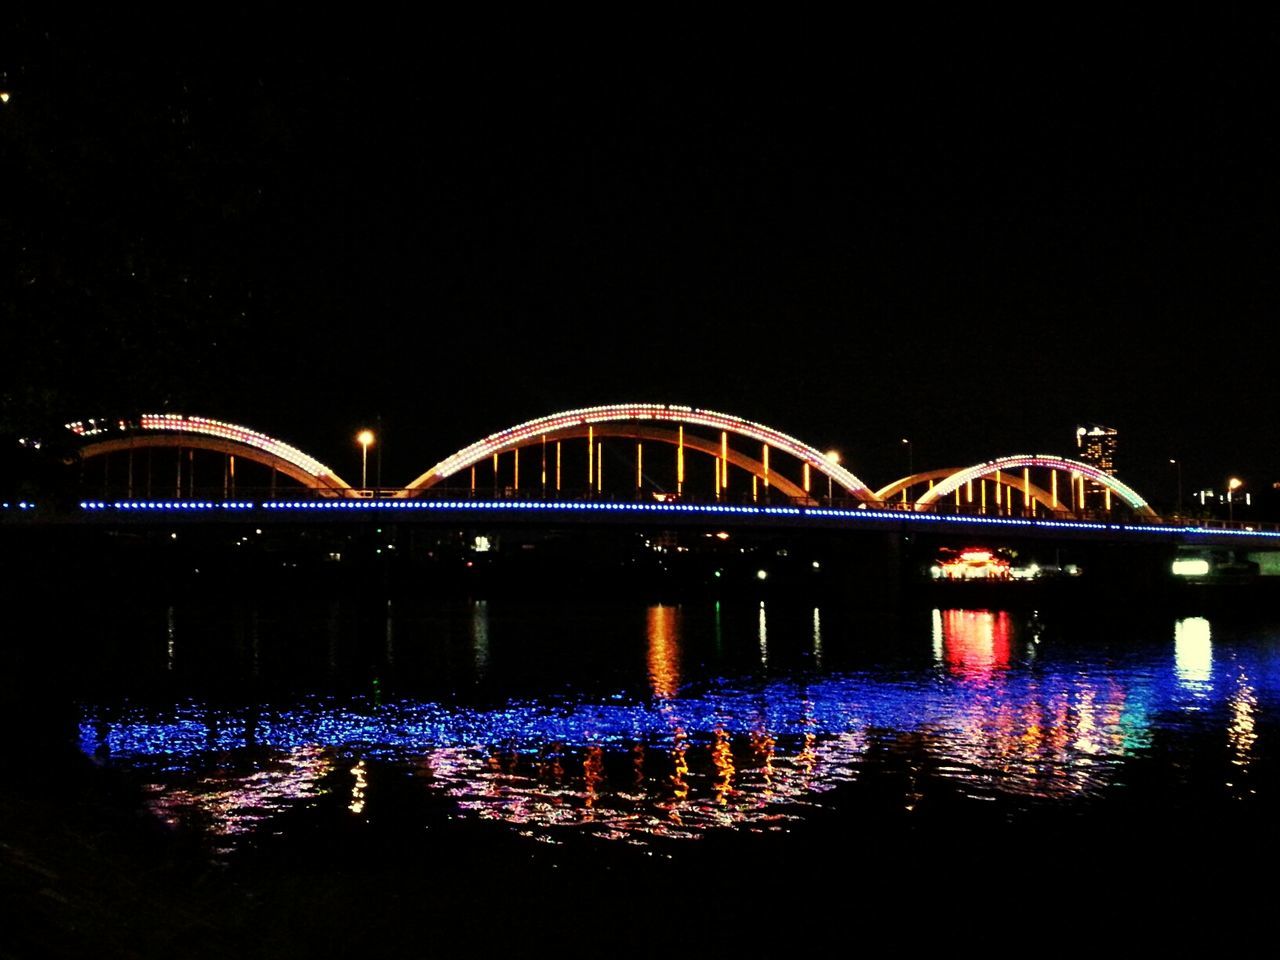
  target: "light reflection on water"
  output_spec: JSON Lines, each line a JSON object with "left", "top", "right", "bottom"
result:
{"left": 78, "top": 606, "right": 1278, "bottom": 856}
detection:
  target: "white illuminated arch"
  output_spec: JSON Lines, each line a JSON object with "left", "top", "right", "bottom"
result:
{"left": 401, "top": 403, "right": 876, "bottom": 500}
{"left": 69, "top": 414, "right": 351, "bottom": 492}
{"left": 913, "top": 454, "right": 1157, "bottom": 518}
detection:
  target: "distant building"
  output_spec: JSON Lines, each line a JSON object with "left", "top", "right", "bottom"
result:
{"left": 1076, "top": 424, "right": 1118, "bottom": 509}
{"left": 1075, "top": 424, "right": 1118, "bottom": 476}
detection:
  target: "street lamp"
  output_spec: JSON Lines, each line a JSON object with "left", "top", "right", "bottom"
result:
{"left": 357, "top": 430, "right": 375, "bottom": 490}
{"left": 824, "top": 450, "right": 840, "bottom": 503}
{"left": 1169, "top": 459, "right": 1182, "bottom": 516}
{"left": 1228, "top": 477, "right": 1243, "bottom": 522}
{"left": 901, "top": 438, "right": 913, "bottom": 477}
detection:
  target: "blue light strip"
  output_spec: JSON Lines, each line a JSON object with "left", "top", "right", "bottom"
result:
{"left": 71, "top": 499, "right": 1280, "bottom": 539}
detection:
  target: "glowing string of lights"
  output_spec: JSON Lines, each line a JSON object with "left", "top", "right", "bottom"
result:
{"left": 71, "top": 499, "right": 1280, "bottom": 538}
{"left": 138, "top": 414, "right": 338, "bottom": 480}
{"left": 67, "top": 415, "right": 341, "bottom": 484}
{"left": 404, "top": 403, "right": 876, "bottom": 499}
{"left": 915, "top": 454, "right": 1156, "bottom": 517}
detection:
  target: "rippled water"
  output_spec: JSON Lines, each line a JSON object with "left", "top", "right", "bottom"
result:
{"left": 74, "top": 598, "right": 1280, "bottom": 862}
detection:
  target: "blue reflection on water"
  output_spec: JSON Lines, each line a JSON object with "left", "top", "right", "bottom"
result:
{"left": 76, "top": 612, "right": 1280, "bottom": 850}
{"left": 80, "top": 619, "right": 1277, "bottom": 765}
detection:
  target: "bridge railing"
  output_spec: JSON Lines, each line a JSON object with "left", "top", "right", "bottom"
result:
{"left": 40, "top": 485, "right": 1280, "bottom": 533}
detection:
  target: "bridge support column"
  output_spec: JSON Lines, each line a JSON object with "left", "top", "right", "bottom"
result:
{"left": 677, "top": 426, "right": 684, "bottom": 495}
{"left": 720, "top": 431, "right": 728, "bottom": 497}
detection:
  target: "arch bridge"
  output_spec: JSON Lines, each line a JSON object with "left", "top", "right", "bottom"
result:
{"left": 64, "top": 406, "right": 1160, "bottom": 520}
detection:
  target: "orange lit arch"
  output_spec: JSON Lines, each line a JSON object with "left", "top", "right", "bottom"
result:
{"left": 913, "top": 455, "right": 1158, "bottom": 519}
{"left": 401, "top": 404, "right": 876, "bottom": 501}
{"left": 68, "top": 414, "right": 352, "bottom": 494}
{"left": 875, "top": 469, "right": 1067, "bottom": 515}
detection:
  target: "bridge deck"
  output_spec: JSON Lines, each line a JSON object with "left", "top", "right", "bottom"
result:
{"left": 4, "top": 499, "right": 1275, "bottom": 548}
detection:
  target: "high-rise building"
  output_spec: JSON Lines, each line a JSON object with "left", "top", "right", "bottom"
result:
{"left": 1075, "top": 424, "right": 1118, "bottom": 475}
{"left": 1076, "top": 424, "right": 1118, "bottom": 508}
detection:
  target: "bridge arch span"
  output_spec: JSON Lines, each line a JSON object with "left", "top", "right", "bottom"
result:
{"left": 912, "top": 454, "right": 1158, "bottom": 519}
{"left": 875, "top": 469, "right": 963, "bottom": 502}
{"left": 876, "top": 468, "right": 1066, "bottom": 515}
{"left": 402, "top": 403, "right": 877, "bottom": 501}
{"left": 68, "top": 414, "right": 351, "bottom": 494}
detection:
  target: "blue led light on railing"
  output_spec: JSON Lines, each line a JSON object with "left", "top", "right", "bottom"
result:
{"left": 57, "top": 498, "right": 1280, "bottom": 538}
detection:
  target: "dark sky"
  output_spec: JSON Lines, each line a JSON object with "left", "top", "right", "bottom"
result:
{"left": 3, "top": 13, "right": 1277, "bottom": 500}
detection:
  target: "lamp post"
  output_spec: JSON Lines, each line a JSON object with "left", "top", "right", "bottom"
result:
{"left": 357, "top": 430, "right": 375, "bottom": 490}
{"left": 1169, "top": 459, "right": 1182, "bottom": 517}
{"left": 901, "top": 438, "right": 913, "bottom": 477}
{"left": 824, "top": 450, "right": 840, "bottom": 503}
{"left": 1228, "top": 477, "right": 1242, "bottom": 522}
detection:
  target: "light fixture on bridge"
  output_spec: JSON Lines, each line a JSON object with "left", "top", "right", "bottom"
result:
{"left": 357, "top": 430, "right": 376, "bottom": 490}
{"left": 1228, "top": 477, "right": 1244, "bottom": 522}
{"left": 824, "top": 450, "right": 840, "bottom": 502}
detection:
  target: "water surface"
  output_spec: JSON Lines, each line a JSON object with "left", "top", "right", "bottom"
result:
{"left": 72, "top": 597, "right": 1279, "bottom": 862}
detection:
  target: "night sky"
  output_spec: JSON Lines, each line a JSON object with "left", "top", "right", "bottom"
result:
{"left": 3, "top": 14, "right": 1277, "bottom": 500}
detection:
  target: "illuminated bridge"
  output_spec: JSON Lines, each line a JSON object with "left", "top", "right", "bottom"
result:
{"left": 18, "top": 405, "right": 1273, "bottom": 550}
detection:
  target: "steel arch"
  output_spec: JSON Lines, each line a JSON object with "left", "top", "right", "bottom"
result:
{"left": 69, "top": 414, "right": 351, "bottom": 493}
{"left": 912, "top": 454, "right": 1157, "bottom": 518}
{"left": 401, "top": 403, "right": 875, "bottom": 500}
